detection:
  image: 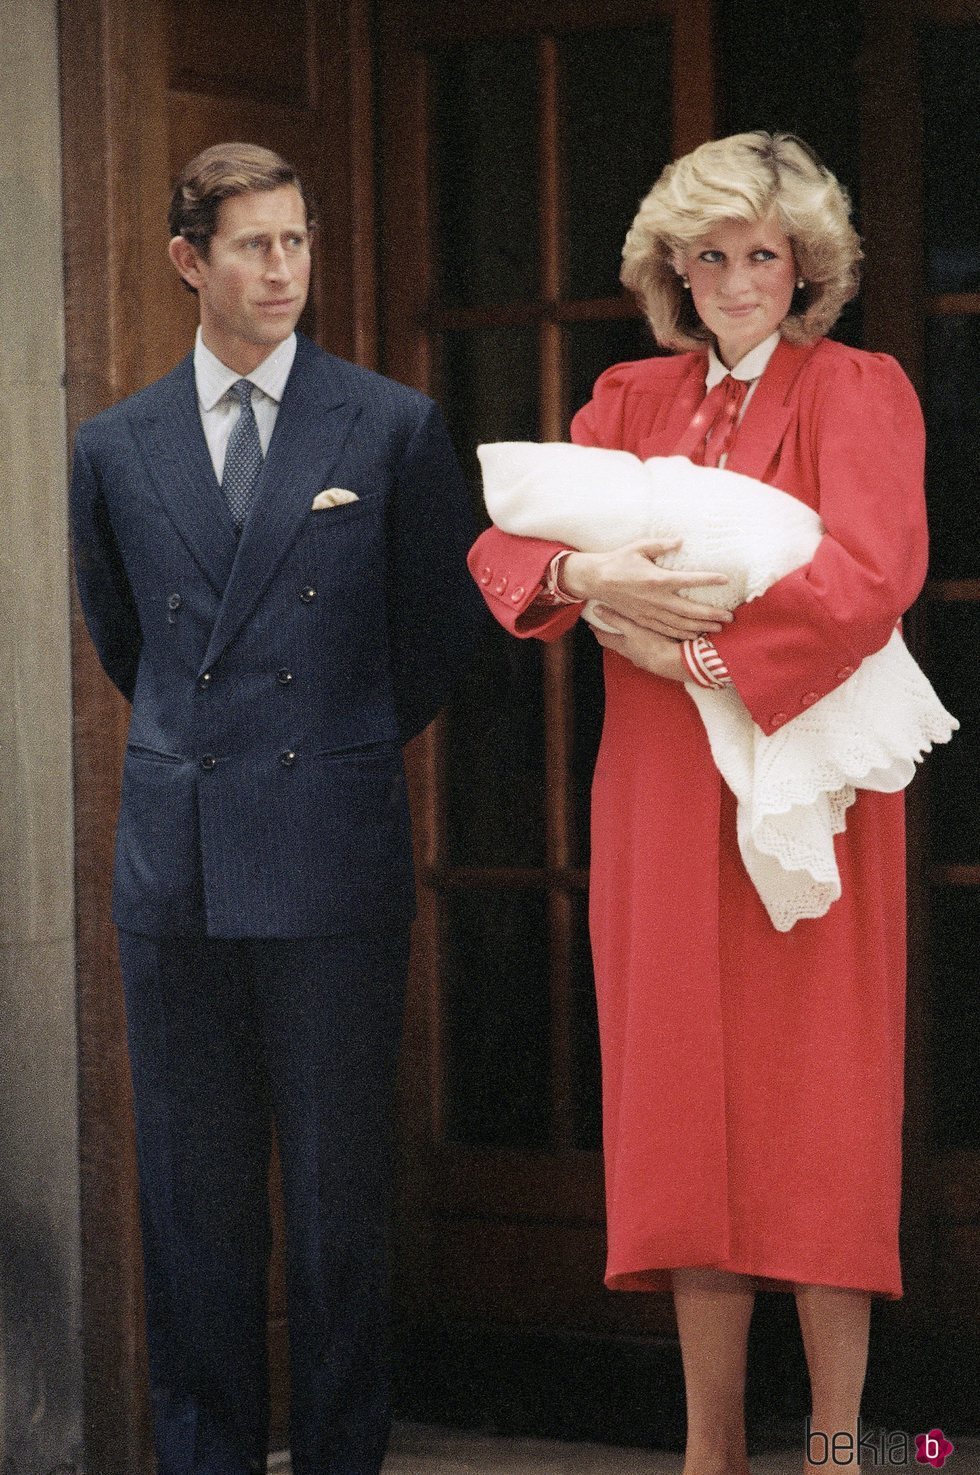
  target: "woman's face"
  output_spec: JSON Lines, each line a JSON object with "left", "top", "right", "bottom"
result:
{"left": 675, "top": 213, "right": 798, "bottom": 368}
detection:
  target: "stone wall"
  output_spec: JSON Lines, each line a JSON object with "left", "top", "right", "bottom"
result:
{"left": 0, "top": 0, "right": 84, "bottom": 1468}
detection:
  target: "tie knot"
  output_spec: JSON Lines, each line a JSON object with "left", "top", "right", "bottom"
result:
{"left": 231, "top": 378, "right": 254, "bottom": 408}
{"left": 722, "top": 372, "right": 748, "bottom": 405}
{"left": 689, "top": 373, "right": 750, "bottom": 467}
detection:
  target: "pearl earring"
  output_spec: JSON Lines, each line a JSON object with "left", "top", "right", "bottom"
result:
{"left": 681, "top": 275, "right": 690, "bottom": 289}
{"left": 796, "top": 277, "right": 805, "bottom": 290}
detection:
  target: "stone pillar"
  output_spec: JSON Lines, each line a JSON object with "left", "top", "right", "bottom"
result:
{"left": 0, "top": 0, "right": 84, "bottom": 1468}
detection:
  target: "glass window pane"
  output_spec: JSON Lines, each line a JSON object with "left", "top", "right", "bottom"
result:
{"left": 571, "top": 892, "right": 601, "bottom": 1152}
{"left": 444, "top": 888, "right": 551, "bottom": 1149}
{"left": 929, "top": 887, "right": 980, "bottom": 1151}
{"left": 924, "top": 316, "right": 980, "bottom": 581}
{"left": 565, "top": 317, "right": 664, "bottom": 431}
{"left": 921, "top": 25, "right": 980, "bottom": 294}
{"left": 926, "top": 602, "right": 980, "bottom": 868}
{"left": 439, "top": 327, "right": 540, "bottom": 511}
{"left": 433, "top": 39, "right": 539, "bottom": 307}
{"left": 445, "top": 629, "right": 547, "bottom": 869}
{"left": 562, "top": 25, "right": 672, "bottom": 300}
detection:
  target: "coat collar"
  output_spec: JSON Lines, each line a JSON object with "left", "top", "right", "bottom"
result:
{"left": 641, "top": 336, "right": 820, "bottom": 477}
{"left": 128, "top": 335, "right": 360, "bottom": 669}
{"left": 636, "top": 358, "right": 705, "bottom": 459}
{"left": 128, "top": 354, "right": 239, "bottom": 595}
{"left": 198, "top": 335, "right": 359, "bottom": 675}
{"left": 722, "top": 336, "right": 818, "bottom": 480}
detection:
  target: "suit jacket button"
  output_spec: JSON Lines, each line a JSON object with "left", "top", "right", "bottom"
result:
{"left": 198, "top": 672, "right": 212, "bottom": 690}
{"left": 801, "top": 690, "right": 817, "bottom": 707}
{"left": 770, "top": 712, "right": 788, "bottom": 729}
{"left": 279, "top": 750, "right": 296, "bottom": 768}
{"left": 836, "top": 665, "right": 855, "bottom": 680}
{"left": 300, "top": 586, "right": 317, "bottom": 603}
{"left": 200, "top": 753, "right": 216, "bottom": 771}
{"left": 167, "top": 593, "right": 182, "bottom": 611}
{"left": 277, "top": 668, "right": 293, "bottom": 685}
{"left": 479, "top": 566, "right": 493, "bottom": 586}
{"left": 494, "top": 576, "right": 509, "bottom": 595}
{"left": 510, "top": 586, "right": 526, "bottom": 602}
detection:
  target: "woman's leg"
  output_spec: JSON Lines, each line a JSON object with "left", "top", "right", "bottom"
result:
{"left": 794, "top": 1284, "right": 871, "bottom": 1472}
{"left": 672, "top": 1268, "right": 757, "bottom": 1475}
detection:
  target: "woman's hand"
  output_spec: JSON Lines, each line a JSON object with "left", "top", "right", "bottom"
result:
{"left": 560, "top": 540, "right": 732, "bottom": 639}
{"left": 588, "top": 610, "right": 690, "bottom": 682}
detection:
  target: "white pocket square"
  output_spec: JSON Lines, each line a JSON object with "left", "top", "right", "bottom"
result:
{"left": 311, "top": 487, "right": 360, "bottom": 510}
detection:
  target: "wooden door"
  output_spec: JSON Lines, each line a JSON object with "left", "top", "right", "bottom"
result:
{"left": 377, "top": 0, "right": 714, "bottom": 1439}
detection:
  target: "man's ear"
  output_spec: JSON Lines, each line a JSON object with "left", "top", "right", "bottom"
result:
{"left": 169, "top": 235, "right": 205, "bottom": 290}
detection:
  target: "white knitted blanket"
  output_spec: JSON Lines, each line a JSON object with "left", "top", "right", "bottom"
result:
{"left": 478, "top": 441, "right": 958, "bottom": 931}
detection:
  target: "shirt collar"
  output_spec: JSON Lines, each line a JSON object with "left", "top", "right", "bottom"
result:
{"left": 194, "top": 328, "right": 298, "bottom": 411}
{"left": 705, "top": 330, "right": 781, "bottom": 390}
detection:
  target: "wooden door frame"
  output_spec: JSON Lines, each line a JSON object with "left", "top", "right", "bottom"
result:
{"left": 857, "top": 0, "right": 980, "bottom": 1427}
{"left": 60, "top": 4, "right": 173, "bottom": 1467}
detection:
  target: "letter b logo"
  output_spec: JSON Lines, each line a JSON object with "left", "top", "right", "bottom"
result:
{"left": 805, "top": 1419, "right": 828, "bottom": 1466}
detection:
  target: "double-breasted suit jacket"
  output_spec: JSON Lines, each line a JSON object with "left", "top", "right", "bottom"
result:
{"left": 72, "top": 331, "right": 485, "bottom": 938}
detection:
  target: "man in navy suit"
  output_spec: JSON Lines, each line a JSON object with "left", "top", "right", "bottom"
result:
{"left": 71, "top": 142, "right": 485, "bottom": 1475}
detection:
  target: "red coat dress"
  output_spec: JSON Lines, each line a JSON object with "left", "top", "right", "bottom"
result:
{"left": 468, "top": 336, "right": 928, "bottom": 1297}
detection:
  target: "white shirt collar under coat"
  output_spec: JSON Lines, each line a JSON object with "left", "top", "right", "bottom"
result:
{"left": 193, "top": 328, "right": 298, "bottom": 411}
{"left": 705, "top": 331, "right": 781, "bottom": 390}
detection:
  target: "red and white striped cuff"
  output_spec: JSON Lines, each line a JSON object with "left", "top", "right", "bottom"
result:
{"left": 681, "top": 636, "right": 732, "bottom": 689}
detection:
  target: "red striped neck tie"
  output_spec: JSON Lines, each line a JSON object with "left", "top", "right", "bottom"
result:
{"left": 689, "top": 373, "right": 750, "bottom": 468}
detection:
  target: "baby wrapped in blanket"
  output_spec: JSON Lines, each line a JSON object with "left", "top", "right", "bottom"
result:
{"left": 478, "top": 441, "right": 957, "bottom": 931}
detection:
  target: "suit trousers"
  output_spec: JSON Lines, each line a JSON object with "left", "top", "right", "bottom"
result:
{"left": 117, "top": 926, "right": 410, "bottom": 1475}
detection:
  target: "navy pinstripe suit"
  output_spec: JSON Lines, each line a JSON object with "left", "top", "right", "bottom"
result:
{"left": 71, "top": 332, "right": 485, "bottom": 1475}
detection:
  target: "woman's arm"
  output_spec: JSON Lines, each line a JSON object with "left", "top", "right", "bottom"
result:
{"left": 710, "top": 352, "right": 928, "bottom": 733}
{"left": 467, "top": 525, "right": 583, "bottom": 640}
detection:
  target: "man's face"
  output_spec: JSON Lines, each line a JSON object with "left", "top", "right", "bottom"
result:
{"left": 171, "top": 185, "right": 312, "bottom": 373}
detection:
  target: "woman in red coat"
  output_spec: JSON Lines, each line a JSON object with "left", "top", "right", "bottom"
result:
{"left": 468, "top": 132, "right": 928, "bottom": 1474}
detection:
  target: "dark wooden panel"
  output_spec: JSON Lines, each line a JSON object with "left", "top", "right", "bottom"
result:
{"left": 940, "top": 1225, "right": 980, "bottom": 1327}
{"left": 168, "top": 0, "right": 314, "bottom": 106}
{"left": 391, "top": 0, "right": 675, "bottom": 44}
{"left": 430, "top": 1217, "right": 676, "bottom": 1335}
{"left": 429, "top": 1143, "right": 604, "bottom": 1220}
{"left": 167, "top": 91, "right": 323, "bottom": 179}
{"left": 60, "top": 1, "right": 174, "bottom": 1470}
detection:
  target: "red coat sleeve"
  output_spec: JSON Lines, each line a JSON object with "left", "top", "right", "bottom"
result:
{"left": 466, "top": 526, "right": 582, "bottom": 640}
{"left": 467, "top": 356, "right": 684, "bottom": 639}
{"left": 466, "top": 368, "right": 627, "bottom": 640}
{"left": 711, "top": 352, "right": 929, "bottom": 734}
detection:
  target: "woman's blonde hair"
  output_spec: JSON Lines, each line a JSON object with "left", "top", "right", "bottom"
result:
{"left": 621, "top": 131, "right": 861, "bottom": 352}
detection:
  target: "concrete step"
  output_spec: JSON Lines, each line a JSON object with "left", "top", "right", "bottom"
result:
{"left": 267, "top": 1423, "right": 980, "bottom": 1473}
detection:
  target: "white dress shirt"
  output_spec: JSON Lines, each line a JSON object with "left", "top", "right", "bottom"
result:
{"left": 194, "top": 328, "right": 297, "bottom": 483}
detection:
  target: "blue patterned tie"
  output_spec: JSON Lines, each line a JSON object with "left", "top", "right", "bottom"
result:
{"left": 221, "top": 379, "right": 263, "bottom": 530}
